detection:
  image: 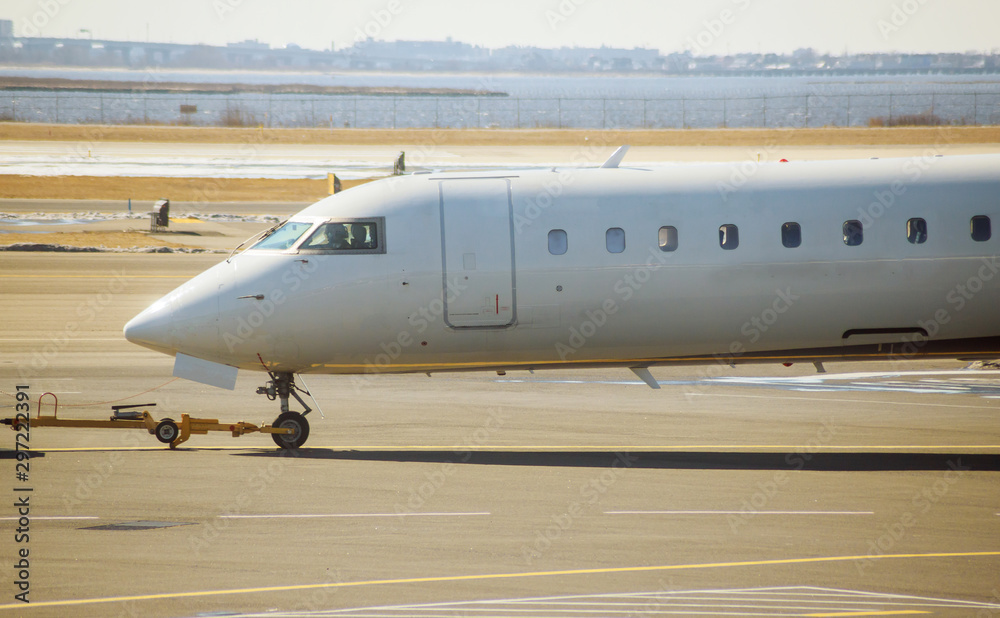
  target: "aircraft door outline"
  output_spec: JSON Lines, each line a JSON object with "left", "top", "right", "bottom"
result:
{"left": 439, "top": 178, "right": 517, "bottom": 328}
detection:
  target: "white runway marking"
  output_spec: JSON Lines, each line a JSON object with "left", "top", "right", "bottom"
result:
{"left": 499, "top": 369, "right": 1000, "bottom": 401}
{"left": 0, "top": 338, "right": 123, "bottom": 341}
{"left": 606, "top": 510, "right": 874, "bottom": 516}
{"left": 686, "top": 391, "right": 996, "bottom": 410}
{"left": 217, "top": 512, "right": 490, "bottom": 519}
{"left": 7, "top": 555, "right": 1000, "bottom": 612}
{"left": 0, "top": 515, "right": 100, "bottom": 521}
{"left": 0, "top": 391, "right": 83, "bottom": 395}
{"left": 220, "top": 586, "right": 1000, "bottom": 617}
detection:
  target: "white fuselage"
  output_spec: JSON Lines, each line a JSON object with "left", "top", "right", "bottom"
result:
{"left": 124, "top": 154, "right": 1000, "bottom": 378}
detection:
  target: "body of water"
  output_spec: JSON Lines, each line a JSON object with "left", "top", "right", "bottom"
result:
{"left": 3, "top": 66, "right": 1000, "bottom": 128}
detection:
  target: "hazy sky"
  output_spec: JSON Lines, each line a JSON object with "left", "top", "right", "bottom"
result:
{"left": 7, "top": 0, "right": 1000, "bottom": 55}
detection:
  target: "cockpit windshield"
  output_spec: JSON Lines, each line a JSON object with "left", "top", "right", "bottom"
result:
{"left": 300, "top": 222, "right": 378, "bottom": 251}
{"left": 249, "top": 221, "right": 314, "bottom": 251}
{"left": 297, "top": 218, "right": 385, "bottom": 254}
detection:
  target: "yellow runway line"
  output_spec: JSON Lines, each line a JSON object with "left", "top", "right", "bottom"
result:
{"left": 31, "top": 444, "right": 1000, "bottom": 452}
{"left": 2, "top": 550, "right": 998, "bottom": 610}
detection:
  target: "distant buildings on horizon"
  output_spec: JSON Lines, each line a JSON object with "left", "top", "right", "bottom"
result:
{"left": 0, "top": 19, "right": 997, "bottom": 76}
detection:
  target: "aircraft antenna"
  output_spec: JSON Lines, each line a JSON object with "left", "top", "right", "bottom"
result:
{"left": 601, "top": 145, "right": 630, "bottom": 169}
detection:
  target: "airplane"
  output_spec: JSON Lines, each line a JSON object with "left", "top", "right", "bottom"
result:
{"left": 124, "top": 147, "right": 1000, "bottom": 449}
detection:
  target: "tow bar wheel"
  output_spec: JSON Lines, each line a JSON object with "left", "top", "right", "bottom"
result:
{"left": 272, "top": 412, "right": 309, "bottom": 449}
{"left": 155, "top": 419, "right": 179, "bottom": 444}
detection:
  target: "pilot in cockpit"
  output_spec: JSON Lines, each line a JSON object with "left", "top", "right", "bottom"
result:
{"left": 329, "top": 225, "right": 351, "bottom": 249}
{"left": 303, "top": 223, "right": 350, "bottom": 250}
{"left": 301, "top": 222, "right": 378, "bottom": 251}
{"left": 349, "top": 224, "right": 369, "bottom": 249}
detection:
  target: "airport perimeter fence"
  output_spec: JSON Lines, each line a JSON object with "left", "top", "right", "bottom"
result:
{"left": 2, "top": 91, "right": 1000, "bottom": 129}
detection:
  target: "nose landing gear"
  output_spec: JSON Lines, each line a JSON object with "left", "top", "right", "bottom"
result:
{"left": 256, "top": 371, "right": 312, "bottom": 449}
{"left": 271, "top": 411, "right": 309, "bottom": 449}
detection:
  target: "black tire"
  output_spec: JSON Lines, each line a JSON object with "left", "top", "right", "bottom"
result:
{"left": 148, "top": 417, "right": 174, "bottom": 435}
{"left": 155, "top": 419, "right": 179, "bottom": 444}
{"left": 271, "top": 412, "right": 309, "bottom": 449}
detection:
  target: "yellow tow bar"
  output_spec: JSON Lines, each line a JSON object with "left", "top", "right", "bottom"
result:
{"left": 4, "top": 393, "right": 298, "bottom": 449}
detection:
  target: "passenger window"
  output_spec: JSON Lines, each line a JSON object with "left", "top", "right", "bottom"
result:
{"left": 719, "top": 224, "right": 739, "bottom": 250}
{"left": 843, "top": 220, "right": 863, "bottom": 246}
{"left": 298, "top": 219, "right": 383, "bottom": 253}
{"left": 548, "top": 229, "right": 567, "bottom": 255}
{"left": 781, "top": 222, "right": 801, "bottom": 248}
{"left": 906, "top": 218, "right": 927, "bottom": 244}
{"left": 658, "top": 226, "right": 678, "bottom": 252}
{"left": 971, "top": 215, "right": 992, "bottom": 242}
{"left": 606, "top": 227, "right": 625, "bottom": 253}
{"left": 250, "top": 221, "right": 313, "bottom": 251}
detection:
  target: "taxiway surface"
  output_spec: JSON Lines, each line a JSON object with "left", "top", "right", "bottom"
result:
{"left": 4, "top": 139, "right": 1000, "bottom": 180}
{"left": 1, "top": 252, "right": 999, "bottom": 617}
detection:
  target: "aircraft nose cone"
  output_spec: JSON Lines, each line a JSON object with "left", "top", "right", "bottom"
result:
{"left": 123, "top": 298, "right": 174, "bottom": 353}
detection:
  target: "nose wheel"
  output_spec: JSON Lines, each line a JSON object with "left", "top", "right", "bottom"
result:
{"left": 271, "top": 412, "right": 310, "bottom": 449}
{"left": 256, "top": 370, "right": 313, "bottom": 449}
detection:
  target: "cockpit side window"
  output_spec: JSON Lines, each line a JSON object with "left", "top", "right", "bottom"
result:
{"left": 250, "top": 221, "right": 314, "bottom": 251}
{"left": 298, "top": 218, "right": 386, "bottom": 254}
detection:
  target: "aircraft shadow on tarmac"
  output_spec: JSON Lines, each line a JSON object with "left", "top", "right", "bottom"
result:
{"left": 0, "top": 451, "right": 44, "bottom": 460}
{"left": 233, "top": 450, "right": 1000, "bottom": 471}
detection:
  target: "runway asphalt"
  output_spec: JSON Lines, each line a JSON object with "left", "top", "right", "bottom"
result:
{"left": 3, "top": 139, "right": 1000, "bottom": 180}
{"left": 0, "top": 251, "right": 999, "bottom": 617}
{"left": 0, "top": 199, "right": 306, "bottom": 252}
{"left": 0, "top": 199, "right": 310, "bottom": 216}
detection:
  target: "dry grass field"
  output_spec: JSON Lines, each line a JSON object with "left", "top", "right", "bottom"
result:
{"left": 3, "top": 122, "right": 999, "bottom": 147}
{"left": 2, "top": 123, "right": 998, "bottom": 202}
{"left": 0, "top": 175, "right": 366, "bottom": 202}
{"left": 0, "top": 230, "right": 202, "bottom": 249}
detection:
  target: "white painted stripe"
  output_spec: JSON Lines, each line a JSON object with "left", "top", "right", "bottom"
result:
{"left": 713, "top": 369, "right": 1000, "bottom": 382}
{"left": 218, "top": 512, "right": 490, "bottom": 519}
{"left": 605, "top": 510, "right": 874, "bottom": 516}
{"left": 0, "top": 338, "right": 124, "bottom": 341}
{"left": 300, "top": 586, "right": 1000, "bottom": 617}
{"left": 0, "top": 515, "right": 100, "bottom": 521}
{"left": 687, "top": 392, "right": 996, "bottom": 409}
